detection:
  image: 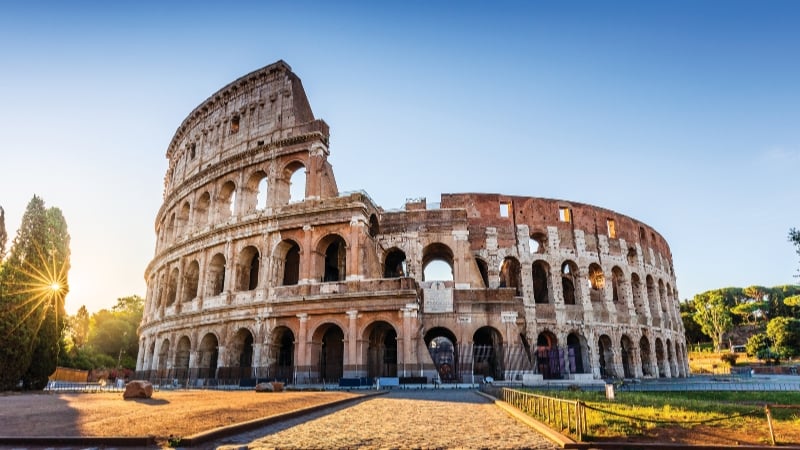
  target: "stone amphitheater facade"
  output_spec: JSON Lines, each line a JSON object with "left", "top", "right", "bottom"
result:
{"left": 135, "top": 61, "right": 688, "bottom": 385}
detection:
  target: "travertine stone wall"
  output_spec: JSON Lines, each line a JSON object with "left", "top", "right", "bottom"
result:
{"left": 136, "top": 61, "right": 688, "bottom": 384}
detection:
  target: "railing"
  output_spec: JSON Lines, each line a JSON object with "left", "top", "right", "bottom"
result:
{"left": 500, "top": 387, "right": 586, "bottom": 441}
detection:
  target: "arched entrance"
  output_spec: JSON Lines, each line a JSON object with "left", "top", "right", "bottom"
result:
{"left": 365, "top": 321, "right": 397, "bottom": 378}
{"left": 313, "top": 324, "right": 344, "bottom": 382}
{"left": 655, "top": 338, "right": 666, "bottom": 377}
{"left": 473, "top": 327, "right": 504, "bottom": 381}
{"left": 225, "top": 328, "right": 253, "bottom": 380}
{"left": 598, "top": 334, "right": 614, "bottom": 379}
{"left": 174, "top": 336, "right": 190, "bottom": 380}
{"left": 536, "top": 331, "right": 561, "bottom": 379}
{"left": 621, "top": 335, "right": 635, "bottom": 378}
{"left": 424, "top": 327, "right": 459, "bottom": 383}
{"left": 567, "top": 333, "right": 588, "bottom": 374}
{"left": 270, "top": 327, "right": 295, "bottom": 383}
{"left": 640, "top": 336, "right": 652, "bottom": 377}
{"left": 198, "top": 333, "right": 219, "bottom": 379}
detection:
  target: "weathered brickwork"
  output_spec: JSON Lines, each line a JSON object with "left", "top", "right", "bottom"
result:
{"left": 136, "top": 61, "right": 688, "bottom": 385}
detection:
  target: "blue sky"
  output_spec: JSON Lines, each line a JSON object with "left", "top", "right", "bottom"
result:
{"left": 1, "top": 1, "right": 798, "bottom": 313}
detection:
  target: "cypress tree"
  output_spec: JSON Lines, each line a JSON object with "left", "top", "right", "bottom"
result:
{"left": 0, "top": 196, "right": 70, "bottom": 390}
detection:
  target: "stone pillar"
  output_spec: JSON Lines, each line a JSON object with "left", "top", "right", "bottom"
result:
{"left": 345, "top": 310, "right": 359, "bottom": 377}
{"left": 401, "top": 304, "right": 419, "bottom": 377}
{"left": 296, "top": 313, "right": 309, "bottom": 381}
{"left": 348, "top": 217, "right": 363, "bottom": 281}
{"left": 452, "top": 229, "right": 470, "bottom": 288}
{"left": 301, "top": 225, "right": 313, "bottom": 284}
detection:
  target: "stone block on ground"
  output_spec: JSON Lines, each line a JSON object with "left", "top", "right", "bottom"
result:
{"left": 123, "top": 380, "right": 153, "bottom": 399}
{"left": 255, "top": 381, "right": 284, "bottom": 392}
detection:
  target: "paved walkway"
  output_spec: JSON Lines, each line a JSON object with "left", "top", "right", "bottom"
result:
{"left": 211, "top": 389, "right": 558, "bottom": 449}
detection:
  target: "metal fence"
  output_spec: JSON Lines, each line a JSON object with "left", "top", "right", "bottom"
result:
{"left": 496, "top": 387, "right": 586, "bottom": 441}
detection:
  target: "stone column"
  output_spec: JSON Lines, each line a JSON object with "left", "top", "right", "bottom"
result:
{"left": 301, "top": 225, "right": 313, "bottom": 284}
{"left": 296, "top": 313, "right": 309, "bottom": 381}
{"left": 345, "top": 310, "right": 359, "bottom": 377}
{"left": 348, "top": 217, "right": 363, "bottom": 281}
{"left": 401, "top": 304, "right": 419, "bottom": 377}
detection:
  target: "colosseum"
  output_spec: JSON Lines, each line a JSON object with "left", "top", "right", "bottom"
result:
{"left": 135, "top": 60, "right": 688, "bottom": 387}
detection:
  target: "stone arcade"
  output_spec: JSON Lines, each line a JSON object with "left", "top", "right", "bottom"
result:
{"left": 135, "top": 61, "right": 688, "bottom": 386}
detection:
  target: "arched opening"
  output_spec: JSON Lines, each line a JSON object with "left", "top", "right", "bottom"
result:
{"left": 611, "top": 267, "right": 625, "bottom": 304}
{"left": 182, "top": 260, "right": 199, "bottom": 302}
{"left": 631, "top": 273, "right": 645, "bottom": 317}
{"left": 288, "top": 163, "right": 306, "bottom": 203}
{"left": 315, "top": 324, "right": 344, "bottom": 382}
{"left": 499, "top": 257, "right": 521, "bottom": 295}
{"left": 530, "top": 232, "right": 547, "bottom": 254}
{"left": 225, "top": 328, "right": 254, "bottom": 380}
{"left": 237, "top": 246, "right": 260, "bottom": 291}
{"left": 207, "top": 253, "right": 226, "bottom": 296}
{"left": 271, "top": 326, "right": 295, "bottom": 383}
{"left": 475, "top": 258, "right": 489, "bottom": 288}
{"left": 640, "top": 336, "right": 652, "bottom": 377}
{"left": 195, "top": 192, "right": 211, "bottom": 231}
{"left": 275, "top": 240, "right": 300, "bottom": 286}
{"left": 658, "top": 279, "right": 668, "bottom": 313}
{"left": 667, "top": 338, "right": 675, "bottom": 376}
{"left": 245, "top": 170, "right": 268, "bottom": 211}
{"left": 561, "top": 261, "right": 578, "bottom": 305}
{"left": 383, "top": 248, "right": 407, "bottom": 278}
{"left": 198, "top": 333, "right": 219, "bottom": 379}
{"left": 219, "top": 180, "right": 237, "bottom": 219}
{"left": 147, "top": 341, "right": 156, "bottom": 372}
{"left": 365, "top": 321, "right": 397, "bottom": 378}
{"left": 157, "top": 339, "right": 170, "bottom": 376}
{"left": 646, "top": 275, "right": 659, "bottom": 318}
{"left": 166, "top": 212, "right": 176, "bottom": 243}
{"left": 473, "top": 327, "right": 504, "bottom": 381}
{"left": 320, "top": 234, "right": 347, "bottom": 282}
{"left": 424, "top": 327, "right": 459, "bottom": 383}
{"left": 422, "top": 243, "right": 454, "bottom": 281}
{"left": 598, "top": 334, "right": 614, "bottom": 379}
{"left": 178, "top": 202, "right": 191, "bottom": 236}
{"left": 536, "top": 331, "right": 561, "bottom": 379}
{"left": 166, "top": 267, "right": 179, "bottom": 306}
{"left": 588, "top": 263, "right": 605, "bottom": 302}
{"left": 174, "top": 336, "right": 191, "bottom": 380}
{"left": 532, "top": 260, "right": 550, "bottom": 304}
{"left": 655, "top": 338, "right": 666, "bottom": 377}
{"left": 621, "top": 335, "right": 635, "bottom": 378}
{"left": 368, "top": 214, "right": 379, "bottom": 237}
{"left": 567, "top": 333, "right": 589, "bottom": 374}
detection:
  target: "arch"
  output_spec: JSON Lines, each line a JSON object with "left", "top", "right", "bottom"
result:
{"left": 611, "top": 266, "right": 626, "bottom": 304}
{"left": 166, "top": 267, "right": 179, "bottom": 306}
{"left": 532, "top": 260, "right": 550, "bottom": 304}
{"left": 561, "top": 260, "right": 578, "bottom": 305}
{"left": 157, "top": 339, "right": 170, "bottom": 374}
{"left": 236, "top": 246, "right": 260, "bottom": 291}
{"left": 146, "top": 341, "right": 156, "bottom": 371}
{"left": 166, "top": 212, "right": 176, "bottom": 243}
{"left": 364, "top": 321, "right": 397, "bottom": 378}
{"left": 536, "top": 331, "right": 561, "bottom": 379}
{"left": 598, "top": 334, "right": 615, "bottom": 378}
{"left": 646, "top": 275, "right": 659, "bottom": 317}
{"left": 275, "top": 240, "right": 300, "bottom": 286}
{"left": 286, "top": 161, "right": 306, "bottom": 203}
{"left": 475, "top": 257, "right": 489, "bottom": 288}
{"left": 666, "top": 338, "right": 676, "bottom": 377}
{"left": 218, "top": 180, "right": 237, "bottom": 219}
{"left": 631, "top": 273, "right": 646, "bottom": 316}
{"left": 621, "top": 335, "right": 635, "bottom": 378}
{"left": 198, "top": 333, "right": 219, "bottom": 378}
{"left": 658, "top": 279, "right": 668, "bottom": 313}
{"left": 368, "top": 214, "right": 379, "bottom": 237}
{"left": 529, "top": 232, "right": 547, "bottom": 254}
{"left": 588, "top": 263, "right": 605, "bottom": 302}
{"left": 640, "top": 336, "right": 653, "bottom": 377}
{"left": 422, "top": 243, "right": 454, "bottom": 281}
{"left": 312, "top": 324, "right": 344, "bottom": 382}
{"left": 174, "top": 336, "right": 191, "bottom": 379}
{"left": 182, "top": 260, "right": 200, "bottom": 302}
{"left": 383, "top": 248, "right": 407, "bottom": 278}
{"left": 227, "top": 328, "right": 254, "bottom": 379}
{"left": 319, "top": 234, "right": 347, "bottom": 282}
{"left": 567, "top": 332, "right": 589, "bottom": 374}
{"left": 499, "top": 257, "right": 521, "bottom": 296}
{"left": 655, "top": 337, "right": 666, "bottom": 377}
{"left": 178, "top": 201, "right": 191, "bottom": 236}
{"left": 207, "top": 253, "right": 226, "bottom": 296}
{"left": 195, "top": 192, "right": 211, "bottom": 230}
{"left": 270, "top": 326, "right": 295, "bottom": 383}
{"left": 424, "top": 327, "right": 459, "bottom": 383}
{"left": 473, "top": 326, "right": 504, "bottom": 380}
{"left": 245, "top": 170, "right": 268, "bottom": 212}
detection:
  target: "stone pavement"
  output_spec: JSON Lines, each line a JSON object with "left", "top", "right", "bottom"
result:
{"left": 211, "top": 389, "right": 559, "bottom": 449}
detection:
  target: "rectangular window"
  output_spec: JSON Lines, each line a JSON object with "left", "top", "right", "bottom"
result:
{"left": 499, "top": 202, "right": 510, "bottom": 218}
{"left": 558, "top": 207, "right": 571, "bottom": 223}
{"left": 607, "top": 218, "right": 617, "bottom": 238}
{"left": 230, "top": 116, "right": 240, "bottom": 134}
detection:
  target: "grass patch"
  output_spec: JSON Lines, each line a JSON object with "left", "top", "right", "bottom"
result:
{"left": 531, "top": 390, "right": 800, "bottom": 440}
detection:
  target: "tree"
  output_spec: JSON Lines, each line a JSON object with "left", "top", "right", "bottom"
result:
{"left": 86, "top": 295, "right": 144, "bottom": 370}
{"left": 680, "top": 300, "right": 709, "bottom": 344}
{"left": 0, "top": 196, "right": 70, "bottom": 390}
{"left": 68, "top": 305, "right": 90, "bottom": 350}
{"left": 766, "top": 316, "right": 800, "bottom": 359}
{"left": 745, "top": 333, "right": 772, "bottom": 361}
{"left": 790, "top": 227, "right": 800, "bottom": 270}
{"left": 692, "top": 290, "right": 733, "bottom": 352}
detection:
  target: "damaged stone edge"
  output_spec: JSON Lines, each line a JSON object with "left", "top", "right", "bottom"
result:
{"left": 0, "top": 436, "right": 156, "bottom": 446}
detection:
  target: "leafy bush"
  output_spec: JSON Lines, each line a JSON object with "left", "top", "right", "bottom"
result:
{"left": 720, "top": 353, "right": 739, "bottom": 366}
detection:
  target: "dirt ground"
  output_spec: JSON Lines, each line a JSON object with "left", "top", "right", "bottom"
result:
{"left": 0, "top": 390, "right": 359, "bottom": 445}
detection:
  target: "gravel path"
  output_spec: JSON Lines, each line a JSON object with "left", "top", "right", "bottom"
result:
{"left": 211, "top": 389, "right": 558, "bottom": 450}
